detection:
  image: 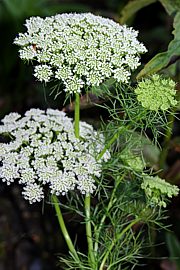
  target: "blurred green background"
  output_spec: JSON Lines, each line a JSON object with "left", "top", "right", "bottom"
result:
{"left": 0, "top": 0, "right": 180, "bottom": 269}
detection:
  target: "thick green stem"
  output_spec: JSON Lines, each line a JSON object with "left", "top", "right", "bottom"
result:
{"left": 75, "top": 92, "right": 80, "bottom": 138}
{"left": 52, "top": 195, "right": 80, "bottom": 260}
{"left": 85, "top": 195, "right": 96, "bottom": 268}
{"left": 99, "top": 218, "right": 140, "bottom": 270}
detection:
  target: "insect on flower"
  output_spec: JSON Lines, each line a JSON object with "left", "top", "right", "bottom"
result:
{"left": 32, "top": 44, "right": 37, "bottom": 52}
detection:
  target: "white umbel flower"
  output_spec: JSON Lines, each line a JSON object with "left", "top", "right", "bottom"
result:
{"left": 22, "top": 183, "right": 44, "bottom": 204}
{"left": 0, "top": 109, "right": 110, "bottom": 203}
{"left": 14, "top": 13, "right": 147, "bottom": 93}
{"left": 34, "top": 65, "right": 53, "bottom": 82}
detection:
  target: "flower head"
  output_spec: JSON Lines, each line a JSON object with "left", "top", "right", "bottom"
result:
{"left": 0, "top": 109, "right": 109, "bottom": 204}
{"left": 135, "top": 74, "right": 177, "bottom": 111}
{"left": 141, "top": 175, "right": 179, "bottom": 207}
{"left": 14, "top": 13, "right": 147, "bottom": 93}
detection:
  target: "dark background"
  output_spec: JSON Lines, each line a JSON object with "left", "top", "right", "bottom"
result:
{"left": 0, "top": 1, "right": 180, "bottom": 269}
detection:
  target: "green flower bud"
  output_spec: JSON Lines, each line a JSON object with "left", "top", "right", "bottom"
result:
{"left": 135, "top": 74, "right": 177, "bottom": 111}
{"left": 141, "top": 175, "right": 179, "bottom": 207}
{"left": 120, "top": 149, "right": 145, "bottom": 171}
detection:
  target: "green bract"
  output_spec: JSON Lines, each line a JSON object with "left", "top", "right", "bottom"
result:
{"left": 135, "top": 74, "right": 177, "bottom": 111}
{"left": 14, "top": 13, "right": 147, "bottom": 94}
{"left": 141, "top": 175, "right": 179, "bottom": 207}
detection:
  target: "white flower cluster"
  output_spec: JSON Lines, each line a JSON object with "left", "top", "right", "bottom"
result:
{"left": 14, "top": 13, "right": 147, "bottom": 93}
{"left": 0, "top": 109, "right": 110, "bottom": 204}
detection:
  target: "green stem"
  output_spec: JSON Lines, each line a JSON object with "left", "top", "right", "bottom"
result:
{"left": 74, "top": 94, "right": 96, "bottom": 268}
{"left": 97, "top": 127, "right": 125, "bottom": 160}
{"left": 75, "top": 92, "right": 80, "bottom": 138}
{"left": 52, "top": 195, "right": 80, "bottom": 260}
{"left": 73, "top": 95, "right": 127, "bottom": 268}
{"left": 94, "top": 127, "right": 128, "bottom": 262}
{"left": 94, "top": 175, "right": 124, "bottom": 254}
{"left": 85, "top": 195, "right": 96, "bottom": 268}
{"left": 99, "top": 218, "right": 140, "bottom": 270}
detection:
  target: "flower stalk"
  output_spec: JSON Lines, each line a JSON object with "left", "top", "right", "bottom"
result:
{"left": 52, "top": 195, "right": 80, "bottom": 261}
{"left": 74, "top": 92, "right": 96, "bottom": 269}
{"left": 75, "top": 92, "right": 80, "bottom": 138}
{"left": 85, "top": 195, "right": 96, "bottom": 268}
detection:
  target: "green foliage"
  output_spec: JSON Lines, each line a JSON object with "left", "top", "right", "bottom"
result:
{"left": 137, "top": 11, "right": 180, "bottom": 78}
{"left": 59, "top": 252, "right": 91, "bottom": 270}
{"left": 53, "top": 124, "right": 175, "bottom": 269}
{"left": 119, "top": 0, "right": 180, "bottom": 78}
{"left": 119, "top": 0, "right": 180, "bottom": 25}
{"left": 119, "top": 0, "right": 157, "bottom": 24}
{"left": 100, "top": 81, "right": 174, "bottom": 143}
{"left": 159, "top": 0, "right": 180, "bottom": 15}
{"left": 85, "top": 68, "right": 179, "bottom": 267}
